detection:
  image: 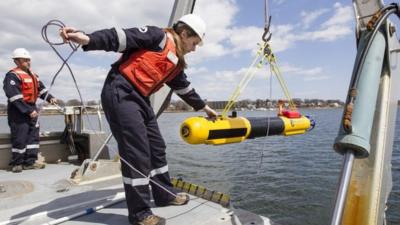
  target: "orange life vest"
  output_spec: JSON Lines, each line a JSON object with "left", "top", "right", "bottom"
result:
{"left": 118, "top": 32, "right": 182, "bottom": 96}
{"left": 10, "top": 67, "right": 39, "bottom": 103}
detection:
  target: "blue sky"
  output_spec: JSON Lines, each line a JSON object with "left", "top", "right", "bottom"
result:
{"left": 0, "top": 0, "right": 394, "bottom": 104}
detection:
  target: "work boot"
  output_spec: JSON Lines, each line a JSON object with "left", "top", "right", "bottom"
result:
{"left": 23, "top": 162, "right": 46, "bottom": 170}
{"left": 168, "top": 193, "right": 190, "bottom": 206}
{"left": 11, "top": 165, "right": 23, "bottom": 173}
{"left": 137, "top": 215, "right": 165, "bottom": 225}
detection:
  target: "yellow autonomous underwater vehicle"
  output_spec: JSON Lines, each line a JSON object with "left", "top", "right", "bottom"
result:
{"left": 180, "top": 110, "right": 315, "bottom": 145}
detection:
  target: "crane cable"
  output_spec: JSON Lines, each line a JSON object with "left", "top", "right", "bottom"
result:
{"left": 261, "top": 0, "right": 295, "bottom": 110}
{"left": 265, "top": 45, "right": 296, "bottom": 110}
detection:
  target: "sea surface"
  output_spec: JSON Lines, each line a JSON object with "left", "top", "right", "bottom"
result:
{"left": 0, "top": 108, "right": 399, "bottom": 225}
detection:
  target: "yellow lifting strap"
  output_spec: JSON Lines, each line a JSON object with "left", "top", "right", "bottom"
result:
{"left": 222, "top": 42, "right": 268, "bottom": 117}
{"left": 222, "top": 42, "right": 296, "bottom": 117}
{"left": 264, "top": 44, "right": 296, "bottom": 110}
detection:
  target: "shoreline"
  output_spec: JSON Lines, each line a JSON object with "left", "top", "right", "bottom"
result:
{"left": 0, "top": 106, "right": 344, "bottom": 117}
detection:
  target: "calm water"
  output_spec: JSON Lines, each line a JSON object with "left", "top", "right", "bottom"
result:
{"left": 0, "top": 108, "right": 399, "bottom": 225}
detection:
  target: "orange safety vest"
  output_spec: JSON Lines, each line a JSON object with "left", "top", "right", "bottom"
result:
{"left": 10, "top": 68, "right": 39, "bottom": 103}
{"left": 119, "top": 32, "right": 182, "bottom": 96}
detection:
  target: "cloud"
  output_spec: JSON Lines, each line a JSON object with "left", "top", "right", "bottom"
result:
{"left": 268, "top": 3, "right": 354, "bottom": 52}
{"left": 46, "top": 65, "right": 109, "bottom": 101}
{"left": 279, "top": 63, "right": 330, "bottom": 81}
{"left": 303, "top": 75, "right": 330, "bottom": 81}
{"left": 293, "top": 90, "right": 319, "bottom": 98}
{"left": 306, "top": 3, "right": 354, "bottom": 42}
{"left": 280, "top": 64, "right": 323, "bottom": 76}
{"left": 185, "top": 0, "right": 239, "bottom": 63}
{"left": 184, "top": 65, "right": 273, "bottom": 101}
{"left": 272, "top": 0, "right": 288, "bottom": 5}
{"left": 301, "top": 8, "right": 330, "bottom": 29}
{"left": 228, "top": 26, "right": 264, "bottom": 54}
{"left": 0, "top": 0, "right": 173, "bottom": 51}
{"left": 308, "top": 25, "right": 353, "bottom": 42}
{"left": 269, "top": 24, "right": 297, "bottom": 52}
{"left": 191, "top": 1, "right": 354, "bottom": 62}
{"left": 322, "top": 3, "right": 354, "bottom": 28}
{"left": 0, "top": 0, "right": 353, "bottom": 104}
{"left": 186, "top": 66, "right": 209, "bottom": 76}
{"left": 0, "top": 0, "right": 174, "bottom": 103}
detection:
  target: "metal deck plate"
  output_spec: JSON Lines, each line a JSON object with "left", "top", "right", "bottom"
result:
{"left": 0, "top": 164, "right": 270, "bottom": 225}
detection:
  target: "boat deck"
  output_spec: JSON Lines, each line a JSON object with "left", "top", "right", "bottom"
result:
{"left": 0, "top": 164, "right": 270, "bottom": 225}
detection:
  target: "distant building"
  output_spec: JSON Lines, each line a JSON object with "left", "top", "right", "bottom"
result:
{"left": 329, "top": 102, "right": 340, "bottom": 107}
{"left": 166, "top": 98, "right": 346, "bottom": 112}
{"left": 206, "top": 101, "right": 230, "bottom": 110}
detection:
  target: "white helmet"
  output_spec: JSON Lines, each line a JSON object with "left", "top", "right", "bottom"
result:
{"left": 12, "top": 48, "right": 31, "bottom": 59}
{"left": 178, "top": 14, "right": 206, "bottom": 45}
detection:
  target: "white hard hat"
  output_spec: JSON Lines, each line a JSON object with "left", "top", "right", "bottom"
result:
{"left": 12, "top": 48, "right": 31, "bottom": 59}
{"left": 178, "top": 14, "right": 206, "bottom": 45}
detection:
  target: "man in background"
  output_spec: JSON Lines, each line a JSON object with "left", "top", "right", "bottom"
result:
{"left": 3, "top": 48, "right": 57, "bottom": 173}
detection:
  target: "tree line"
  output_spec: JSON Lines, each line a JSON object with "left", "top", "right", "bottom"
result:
{"left": 167, "top": 98, "right": 347, "bottom": 111}
{"left": 2, "top": 99, "right": 400, "bottom": 114}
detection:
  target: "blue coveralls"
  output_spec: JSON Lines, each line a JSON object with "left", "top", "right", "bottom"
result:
{"left": 3, "top": 70, "right": 54, "bottom": 167}
{"left": 83, "top": 26, "right": 206, "bottom": 223}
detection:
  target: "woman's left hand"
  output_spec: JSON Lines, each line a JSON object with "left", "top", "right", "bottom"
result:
{"left": 202, "top": 105, "right": 218, "bottom": 119}
{"left": 49, "top": 98, "right": 58, "bottom": 104}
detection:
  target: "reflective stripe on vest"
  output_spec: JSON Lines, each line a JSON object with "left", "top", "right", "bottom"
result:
{"left": 10, "top": 68, "right": 39, "bottom": 103}
{"left": 118, "top": 32, "right": 182, "bottom": 97}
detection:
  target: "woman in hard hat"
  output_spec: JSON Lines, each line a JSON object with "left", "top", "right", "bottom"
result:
{"left": 60, "top": 14, "right": 217, "bottom": 225}
{"left": 3, "top": 48, "right": 57, "bottom": 173}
